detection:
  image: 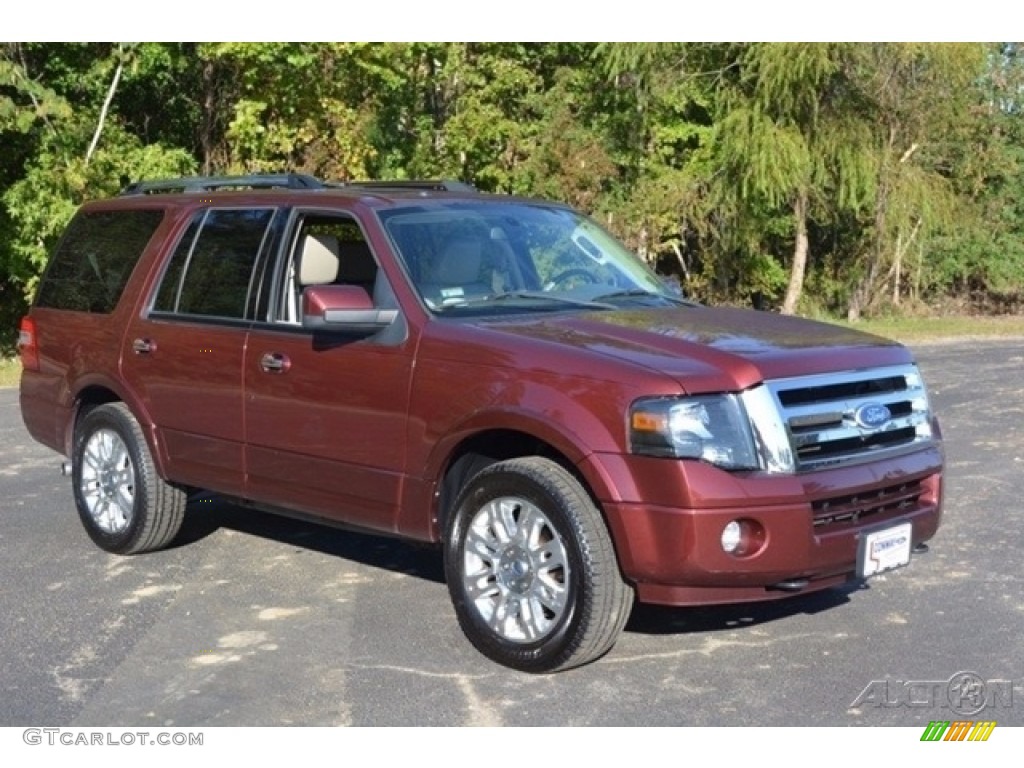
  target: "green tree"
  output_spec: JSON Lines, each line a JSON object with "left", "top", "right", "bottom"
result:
{"left": 596, "top": 43, "right": 726, "bottom": 299}
{"left": 843, "top": 44, "right": 987, "bottom": 320}
{"left": 712, "top": 44, "right": 878, "bottom": 314}
{"left": 206, "top": 43, "right": 382, "bottom": 178}
{"left": 1, "top": 44, "right": 72, "bottom": 352}
{"left": 1, "top": 40, "right": 1021, "bottom": 350}
{"left": 2, "top": 44, "right": 194, "bottom": 315}
{"left": 921, "top": 43, "right": 1024, "bottom": 310}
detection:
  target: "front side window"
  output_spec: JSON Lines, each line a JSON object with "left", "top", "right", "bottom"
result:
{"left": 36, "top": 209, "right": 165, "bottom": 313}
{"left": 153, "top": 208, "right": 276, "bottom": 320}
{"left": 274, "top": 213, "right": 382, "bottom": 324}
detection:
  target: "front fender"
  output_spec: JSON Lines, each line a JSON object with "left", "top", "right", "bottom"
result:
{"left": 396, "top": 367, "right": 639, "bottom": 541}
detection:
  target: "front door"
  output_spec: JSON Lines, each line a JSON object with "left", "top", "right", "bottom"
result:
{"left": 243, "top": 211, "right": 414, "bottom": 532}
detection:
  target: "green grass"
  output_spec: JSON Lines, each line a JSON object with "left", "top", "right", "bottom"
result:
{"left": 0, "top": 357, "right": 21, "bottom": 388}
{"left": 837, "top": 314, "right": 1024, "bottom": 344}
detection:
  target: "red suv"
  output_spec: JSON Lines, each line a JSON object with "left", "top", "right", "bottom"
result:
{"left": 18, "top": 174, "right": 944, "bottom": 672}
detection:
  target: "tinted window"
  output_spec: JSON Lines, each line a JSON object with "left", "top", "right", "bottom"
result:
{"left": 152, "top": 217, "right": 201, "bottom": 313}
{"left": 153, "top": 208, "right": 275, "bottom": 319}
{"left": 36, "top": 209, "right": 164, "bottom": 313}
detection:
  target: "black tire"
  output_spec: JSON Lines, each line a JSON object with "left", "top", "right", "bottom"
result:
{"left": 444, "top": 456, "right": 634, "bottom": 672}
{"left": 71, "top": 403, "right": 186, "bottom": 555}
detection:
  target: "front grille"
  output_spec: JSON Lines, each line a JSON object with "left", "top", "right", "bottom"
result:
{"left": 812, "top": 480, "right": 924, "bottom": 528}
{"left": 765, "top": 364, "right": 934, "bottom": 471}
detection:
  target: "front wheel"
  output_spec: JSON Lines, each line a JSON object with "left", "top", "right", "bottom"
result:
{"left": 72, "top": 403, "right": 186, "bottom": 555}
{"left": 444, "top": 457, "right": 633, "bottom": 672}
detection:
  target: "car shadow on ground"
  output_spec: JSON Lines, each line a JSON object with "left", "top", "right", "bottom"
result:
{"left": 625, "top": 582, "right": 864, "bottom": 636}
{"left": 174, "top": 494, "right": 867, "bottom": 637}
{"left": 173, "top": 494, "right": 446, "bottom": 584}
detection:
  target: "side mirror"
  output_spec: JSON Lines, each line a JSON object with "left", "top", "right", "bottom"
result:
{"left": 302, "top": 285, "right": 398, "bottom": 334}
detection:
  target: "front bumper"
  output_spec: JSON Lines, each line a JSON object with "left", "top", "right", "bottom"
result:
{"left": 587, "top": 446, "right": 943, "bottom": 606}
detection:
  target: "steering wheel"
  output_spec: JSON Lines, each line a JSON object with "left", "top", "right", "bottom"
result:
{"left": 545, "top": 268, "right": 600, "bottom": 290}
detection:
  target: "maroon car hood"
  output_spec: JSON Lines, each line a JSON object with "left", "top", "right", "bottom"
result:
{"left": 486, "top": 305, "right": 912, "bottom": 393}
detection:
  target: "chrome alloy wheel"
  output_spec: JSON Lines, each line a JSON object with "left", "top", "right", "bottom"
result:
{"left": 462, "top": 496, "right": 570, "bottom": 643}
{"left": 79, "top": 428, "right": 136, "bottom": 534}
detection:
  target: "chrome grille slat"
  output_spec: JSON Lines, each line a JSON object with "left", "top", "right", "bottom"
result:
{"left": 764, "top": 364, "right": 934, "bottom": 472}
{"left": 791, "top": 414, "right": 928, "bottom": 447}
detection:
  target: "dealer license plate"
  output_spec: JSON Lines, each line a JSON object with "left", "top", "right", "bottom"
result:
{"left": 857, "top": 522, "right": 913, "bottom": 578}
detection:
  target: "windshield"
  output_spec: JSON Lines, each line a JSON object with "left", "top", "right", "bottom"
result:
{"left": 377, "top": 201, "right": 677, "bottom": 315}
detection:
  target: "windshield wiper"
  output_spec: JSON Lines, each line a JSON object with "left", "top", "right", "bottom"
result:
{"left": 490, "top": 291, "right": 616, "bottom": 309}
{"left": 437, "top": 291, "right": 615, "bottom": 312}
{"left": 591, "top": 289, "right": 695, "bottom": 306}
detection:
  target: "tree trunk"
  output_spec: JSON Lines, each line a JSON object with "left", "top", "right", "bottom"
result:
{"left": 892, "top": 231, "right": 902, "bottom": 306}
{"left": 85, "top": 47, "right": 123, "bottom": 165}
{"left": 781, "top": 190, "right": 809, "bottom": 315}
{"left": 847, "top": 125, "right": 897, "bottom": 322}
{"left": 847, "top": 247, "right": 884, "bottom": 322}
{"left": 200, "top": 55, "right": 216, "bottom": 175}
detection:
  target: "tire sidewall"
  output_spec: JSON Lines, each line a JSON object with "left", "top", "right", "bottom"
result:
{"left": 72, "top": 406, "right": 149, "bottom": 554}
{"left": 444, "top": 464, "right": 591, "bottom": 672}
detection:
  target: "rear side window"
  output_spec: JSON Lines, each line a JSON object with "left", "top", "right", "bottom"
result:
{"left": 36, "top": 209, "right": 164, "bottom": 313}
{"left": 153, "top": 208, "right": 276, "bottom": 319}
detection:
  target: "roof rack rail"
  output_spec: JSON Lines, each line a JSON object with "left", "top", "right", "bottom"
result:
{"left": 118, "top": 174, "right": 478, "bottom": 197}
{"left": 343, "top": 179, "right": 478, "bottom": 193}
{"left": 119, "top": 173, "right": 325, "bottom": 196}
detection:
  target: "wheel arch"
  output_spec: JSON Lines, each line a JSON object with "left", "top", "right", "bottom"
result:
{"left": 428, "top": 419, "right": 617, "bottom": 539}
{"left": 67, "top": 377, "right": 168, "bottom": 478}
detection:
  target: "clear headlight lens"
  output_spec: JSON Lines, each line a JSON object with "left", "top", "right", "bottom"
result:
{"left": 629, "top": 394, "right": 759, "bottom": 470}
{"left": 629, "top": 388, "right": 795, "bottom": 473}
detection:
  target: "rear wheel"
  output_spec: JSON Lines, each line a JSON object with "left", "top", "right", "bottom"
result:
{"left": 72, "top": 403, "right": 186, "bottom": 554}
{"left": 444, "top": 457, "right": 633, "bottom": 672}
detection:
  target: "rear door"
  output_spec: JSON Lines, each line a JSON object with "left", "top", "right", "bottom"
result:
{"left": 121, "top": 207, "right": 278, "bottom": 495}
{"left": 243, "top": 209, "right": 415, "bottom": 532}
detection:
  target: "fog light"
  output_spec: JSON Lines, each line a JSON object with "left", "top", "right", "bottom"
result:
{"left": 721, "top": 521, "right": 742, "bottom": 553}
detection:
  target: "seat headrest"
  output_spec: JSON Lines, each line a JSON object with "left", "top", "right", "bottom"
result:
{"left": 432, "top": 236, "right": 484, "bottom": 284}
{"left": 298, "top": 233, "right": 340, "bottom": 286}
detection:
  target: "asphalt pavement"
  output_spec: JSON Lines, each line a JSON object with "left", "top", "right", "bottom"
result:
{"left": 1, "top": 339, "right": 1021, "bottom": 726}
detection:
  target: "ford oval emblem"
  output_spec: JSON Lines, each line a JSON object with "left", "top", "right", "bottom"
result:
{"left": 854, "top": 402, "right": 891, "bottom": 430}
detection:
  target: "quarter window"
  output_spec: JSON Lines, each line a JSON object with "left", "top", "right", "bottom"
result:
{"left": 153, "top": 208, "right": 275, "bottom": 319}
{"left": 36, "top": 209, "right": 164, "bottom": 313}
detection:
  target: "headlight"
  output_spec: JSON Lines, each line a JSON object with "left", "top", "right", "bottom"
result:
{"left": 629, "top": 394, "right": 759, "bottom": 470}
{"left": 629, "top": 388, "right": 795, "bottom": 473}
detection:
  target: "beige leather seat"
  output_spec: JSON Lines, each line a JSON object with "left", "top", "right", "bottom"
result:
{"left": 420, "top": 236, "right": 494, "bottom": 307}
{"left": 282, "top": 234, "right": 341, "bottom": 323}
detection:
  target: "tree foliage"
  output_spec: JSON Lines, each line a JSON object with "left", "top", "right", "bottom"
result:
{"left": 2, "top": 42, "right": 1022, "bottom": 353}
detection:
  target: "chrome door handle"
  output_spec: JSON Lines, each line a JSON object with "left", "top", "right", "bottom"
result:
{"left": 132, "top": 338, "right": 155, "bottom": 354}
{"left": 259, "top": 352, "right": 290, "bottom": 374}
